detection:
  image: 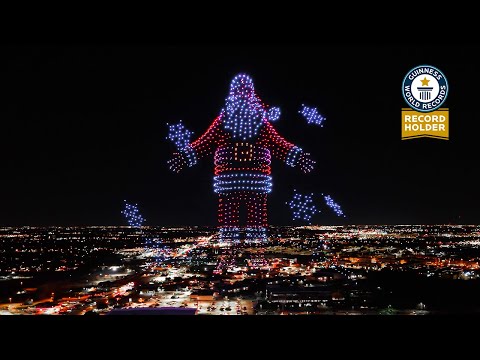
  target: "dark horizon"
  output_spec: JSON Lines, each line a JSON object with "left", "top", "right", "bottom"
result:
{"left": 1, "top": 44, "right": 478, "bottom": 227}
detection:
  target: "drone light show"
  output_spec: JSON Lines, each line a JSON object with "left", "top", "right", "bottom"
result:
{"left": 121, "top": 200, "right": 145, "bottom": 228}
{"left": 299, "top": 104, "right": 326, "bottom": 126}
{"left": 167, "top": 74, "right": 316, "bottom": 241}
{"left": 286, "top": 190, "right": 318, "bottom": 224}
{"left": 323, "top": 194, "right": 346, "bottom": 217}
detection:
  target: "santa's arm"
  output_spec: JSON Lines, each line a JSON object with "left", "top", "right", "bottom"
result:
{"left": 190, "top": 114, "right": 224, "bottom": 159}
{"left": 262, "top": 121, "right": 315, "bottom": 173}
{"left": 168, "top": 114, "right": 224, "bottom": 173}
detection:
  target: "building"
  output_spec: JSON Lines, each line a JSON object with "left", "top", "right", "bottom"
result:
{"left": 266, "top": 285, "right": 332, "bottom": 304}
{"left": 107, "top": 307, "right": 197, "bottom": 315}
{"left": 190, "top": 290, "right": 216, "bottom": 302}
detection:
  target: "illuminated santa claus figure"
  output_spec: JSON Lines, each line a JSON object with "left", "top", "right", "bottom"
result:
{"left": 168, "top": 74, "right": 315, "bottom": 242}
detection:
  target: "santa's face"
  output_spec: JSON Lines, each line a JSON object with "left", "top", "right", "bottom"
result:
{"left": 224, "top": 74, "right": 266, "bottom": 140}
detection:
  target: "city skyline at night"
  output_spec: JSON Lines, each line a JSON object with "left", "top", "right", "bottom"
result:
{"left": 2, "top": 224, "right": 480, "bottom": 315}
{"left": 1, "top": 43, "right": 480, "bottom": 317}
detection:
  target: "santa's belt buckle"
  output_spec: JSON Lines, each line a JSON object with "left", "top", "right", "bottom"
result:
{"left": 234, "top": 142, "right": 253, "bottom": 162}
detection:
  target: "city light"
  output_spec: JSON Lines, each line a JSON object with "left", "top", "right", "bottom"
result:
{"left": 2, "top": 224, "right": 480, "bottom": 315}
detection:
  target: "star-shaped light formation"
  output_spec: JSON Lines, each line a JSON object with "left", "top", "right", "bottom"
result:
{"left": 299, "top": 104, "right": 326, "bottom": 126}
{"left": 121, "top": 200, "right": 146, "bottom": 228}
{"left": 166, "top": 120, "right": 194, "bottom": 151}
{"left": 286, "top": 190, "right": 318, "bottom": 224}
{"left": 323, "top": 194, "right": 346, "bottom": 217}
{"left": 420, "top": 77, "right": 430, "bottom": 87}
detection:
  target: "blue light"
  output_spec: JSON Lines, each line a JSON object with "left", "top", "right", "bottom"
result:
{"left": 245, "top": 227, "right": 268, "bottom": 243}
{"left": 213, "top": 173, "right": 273, "bottom": 194}
{"left": 166, "top": 121, "right": 198, "bottom": 172}
{"left": 323, "top": 194, "right": 346, "bottom": 217}
{"left": 224, "top": 74, "right": 267, "bottom": 140}
{"left": 167, "top": 120, "right": 194, "bottom": 150}
{"left": 267, "top": 107, "right": 281, "bottom": 122}
{"left": 286, "top": 190, "right": 318, "bottom": 224}
{"left": 286, "top": 146, "right": 315, "bottom": 173}
{"left": 121, "top": 200, "right": 146, "bottom": 228}
{"left": 286, "top": 146, "right": 303, "bottom": 167}
{"left": 299, "top": 104, "right": 326, "bottom": 126}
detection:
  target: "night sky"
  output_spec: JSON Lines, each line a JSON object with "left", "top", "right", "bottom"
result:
{"left": 0, "top": 44, "right": 478, "bottom": 226}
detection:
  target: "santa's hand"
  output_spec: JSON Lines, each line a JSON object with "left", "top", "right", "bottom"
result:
{"left": 298, "top": 152, "right": 316, "bottom": 173}
{"left": 167, "top": 152, "right": 186, "bottom": 173}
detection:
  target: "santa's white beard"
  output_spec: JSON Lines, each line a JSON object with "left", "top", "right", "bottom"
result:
{"left": 224, "top": 102, "right": 264, "bottom": 139}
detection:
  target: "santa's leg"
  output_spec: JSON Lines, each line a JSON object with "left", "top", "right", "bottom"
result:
{"left": 246, "top": 192, "right": 268, "bottom": 242}
{"left": 218, "top": 193, "right": 241, "bottom": 242}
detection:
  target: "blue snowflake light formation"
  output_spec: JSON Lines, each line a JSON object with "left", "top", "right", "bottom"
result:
{"left": 121, "top": 200, "right": 146, "bottom": 227}
{"left": 286, "top": 190, "right": 318, "bottom": 224}
{"left": 323, "top": 194, "right": 346, "bottom": 217}
{"left": 299, "top": 104, "right": 326, "bottom": 126}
